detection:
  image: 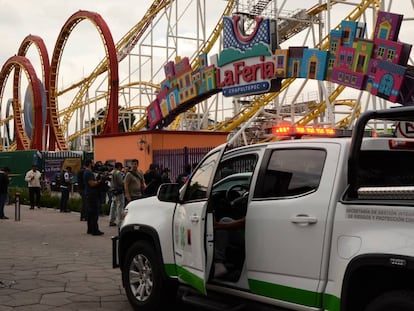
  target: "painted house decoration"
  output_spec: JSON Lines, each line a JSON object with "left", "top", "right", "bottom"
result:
{"left": 275, "top": 49, "right": 289, "bottom": 78}
{"left": 287, "top": 47, "right": 307, "bottom": 78}
{"left": 330, "top": 12, "right": 412, "bottom": 102}
{"left": 147, "top": 12, "right": 414, "bottom": 130}
{"left": 371, "top": 61, "right": 407, "bottom": 102}
{"left": 368, "top": 12, "right": 412, "bottom": 102}
{"left": 374, "top": 11, "right": 403, "bottom": 41}
{"left": 300, "top": 49, "right": 329, "bottom": 80}
{"left": 146, "top": 54, "right": 219, "bottom": 129}
{"left": 330, "top": 20, "right": 369, "bottom": 90}
{"left": 327, "top": 29, "right": 342, "bottom": 79}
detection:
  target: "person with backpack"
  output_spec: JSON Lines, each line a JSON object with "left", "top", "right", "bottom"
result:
{"left": 59, "top": 166, "right": 72, "bottom": 213}
{"left": 124, "top": 159, "right": 146, "bottom": 203}
{"left": 108, "top": 162, "right": 125, "bottom": 226}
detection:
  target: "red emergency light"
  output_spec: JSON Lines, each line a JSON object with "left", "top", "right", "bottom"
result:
{"left": 272, "top": 125, "right": 336, "bottom": 137}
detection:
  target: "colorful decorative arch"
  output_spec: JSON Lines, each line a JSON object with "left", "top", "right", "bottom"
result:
{"left": 0, "top": 56, "right": 43, "bottom": 151}
{"left": 49, "top": 10, "right": 119, "bottom": 150}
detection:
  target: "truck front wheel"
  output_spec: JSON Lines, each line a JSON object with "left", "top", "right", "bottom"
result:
{"left": 365, "top": 290, "right": 414, "bottom": 311}
{"left": 123, "top": 241, "right": 176, "bottom": 311}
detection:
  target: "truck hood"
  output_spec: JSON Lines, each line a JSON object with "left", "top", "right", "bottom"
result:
{"left": 121, "top": 196, "right": 176, "bottom": 229}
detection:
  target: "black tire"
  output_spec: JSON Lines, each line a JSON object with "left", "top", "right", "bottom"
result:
{"left": 123, "top": 241, "right": 177, "bottom": 311}
{"left": 365, "top": 290, "right": 414, "bottom": 311}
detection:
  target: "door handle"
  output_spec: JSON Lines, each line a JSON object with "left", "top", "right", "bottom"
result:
{"left": 190, "top": 215, "right": 200, "bottom": 224}
{"left": 290, "top": 214, "right": 318, "bottom": 225}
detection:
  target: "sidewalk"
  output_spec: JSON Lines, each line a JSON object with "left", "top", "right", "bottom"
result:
{"left": 0, "top": 203, "right": 133, "bottom": 311}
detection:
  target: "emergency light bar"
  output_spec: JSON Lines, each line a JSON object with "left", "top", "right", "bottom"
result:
{"left": 272, "top": 125, "right": 336, "bottom": 137}
{"left": 271, "top": 125, "right": 375, "bottom": 138}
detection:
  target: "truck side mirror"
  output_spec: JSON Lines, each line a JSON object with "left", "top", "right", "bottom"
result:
{"left": 158, "top": 183, "right": 180, "bottom": 202}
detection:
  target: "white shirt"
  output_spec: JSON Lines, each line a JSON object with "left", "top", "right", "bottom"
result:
{"left": 24, "top": 169, "right": 42, "bottom": 188}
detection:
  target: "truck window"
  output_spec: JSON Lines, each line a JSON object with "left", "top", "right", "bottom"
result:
{"left": 183, "top": 150, "right": 221, "bottom": 201}
{"left": 214, "top": 154, "right": 258, "bottom": 184}
{"left": 210, "top": 154, "right": 258, "bottom": 216}
{"left": 256, "top": 148, "right": 326, "bottom": 198}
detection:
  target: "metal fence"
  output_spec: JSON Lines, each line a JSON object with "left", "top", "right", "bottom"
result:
{"left": 153, "top": 147, "right": 213, "bottom": 182}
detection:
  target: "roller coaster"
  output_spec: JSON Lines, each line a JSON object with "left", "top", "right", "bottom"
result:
{"left": 0, "top": 0, "right": 413, "bottom": 151}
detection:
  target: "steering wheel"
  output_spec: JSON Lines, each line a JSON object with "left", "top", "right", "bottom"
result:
{"left": 225, "top": 184, "right": 249, "bottom": 206}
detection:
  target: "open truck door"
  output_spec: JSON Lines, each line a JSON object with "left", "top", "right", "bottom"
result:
{"left": 172, "top": 144, "right": 227, "bottom": 294}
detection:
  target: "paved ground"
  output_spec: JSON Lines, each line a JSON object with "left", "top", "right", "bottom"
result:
{"left": 0, "top": 203, "right": 134, "bottom": 311}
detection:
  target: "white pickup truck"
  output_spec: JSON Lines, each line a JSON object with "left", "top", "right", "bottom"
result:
{"left": 113, "top": 106, "right": 414, "bottom": 311}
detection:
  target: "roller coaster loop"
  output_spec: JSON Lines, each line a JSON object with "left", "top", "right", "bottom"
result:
{"left": 16, "top": 35, "right": 52, "bottom": 150}
{"left": 0, "top": 56, "right": 43, "bottom": 151}
{"left": 48, "top": 10, "right": 119, "bottom": 151}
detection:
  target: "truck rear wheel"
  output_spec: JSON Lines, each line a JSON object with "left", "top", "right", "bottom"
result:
{"left": 365, "top": 290, "right": 414, "bottom": 311}
{"left": 123, "top": 241, "right": 176, "bottom": 311}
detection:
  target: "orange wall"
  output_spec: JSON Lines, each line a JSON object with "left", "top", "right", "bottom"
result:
{"left": 94, "top": 130, "right": 227, "bottom": 171}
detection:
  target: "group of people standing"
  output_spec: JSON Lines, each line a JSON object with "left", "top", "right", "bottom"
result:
{"left": 0, "top": 159, "right": 184, "bottom": 235}
{"left": 108, "top": 160, "right": 171, "bottom": 226}
{"left": 76, "top": 159, "right": 172, "bottom": 234}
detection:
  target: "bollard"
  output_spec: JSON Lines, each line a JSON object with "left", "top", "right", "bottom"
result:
{"left": 15, "top": 192, "right": 20, "bottom": 221}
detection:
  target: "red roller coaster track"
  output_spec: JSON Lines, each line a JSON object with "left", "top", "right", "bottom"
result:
{"left": 48, "top": 10, "right": 119, "bottom": 150}
{"left": 16, "top": 35, "right": 51, "bottom": 150}
{"left": 0, "top": 56, "right": 43, "bottom": 150}
{"left": 1, "top": 10, "right": 119, "bottom": 151}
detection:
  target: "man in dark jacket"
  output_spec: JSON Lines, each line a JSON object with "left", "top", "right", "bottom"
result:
{"left": 176, "top": 164, "right": 192, "bottom": 188}
{"left": 143, "top": 163, "right": 162, "bottom": 196}
{"left": 84, "top": 159, "right": 104, "bottom": 236}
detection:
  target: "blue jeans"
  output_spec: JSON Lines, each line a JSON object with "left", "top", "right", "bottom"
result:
{"left": 109, "top": 193, "right": 125, "bottom": 225}
{"left": 60, "top": 187, "right": 70, "bottom": 212}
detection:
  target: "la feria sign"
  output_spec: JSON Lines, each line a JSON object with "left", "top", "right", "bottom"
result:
{"left": 212, "top": 15, "right": 282, "bottom": 97}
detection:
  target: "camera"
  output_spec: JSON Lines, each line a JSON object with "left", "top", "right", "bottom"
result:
{"left": 93, "top": 161, "right": 109, "bottom": 173}
{"left": 93, "top": 161, "right": 112, "bottom": 192}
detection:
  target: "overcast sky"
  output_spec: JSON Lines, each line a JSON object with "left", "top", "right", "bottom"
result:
{"left": 2, "top": 1, "right": 412, "bottom": 75}
{"left": 0, "top": 1, "right": 412, "bottom": 80}
{"left": 0, "top": 0, "right": 145, "bottom": 64}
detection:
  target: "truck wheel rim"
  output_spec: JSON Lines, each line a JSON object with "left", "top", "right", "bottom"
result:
{"left": 129, "top": 254, "right": 153, "bottom": 301}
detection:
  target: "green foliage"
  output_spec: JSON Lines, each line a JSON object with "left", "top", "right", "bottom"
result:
{"left": 8, "top": 187, "right": 31, "bottom": 205}
{"left": 8, "top": 187, "right": 82, "bottom": 211}
{"left": 8, "top": 187, "right": 110, "bottom": 215}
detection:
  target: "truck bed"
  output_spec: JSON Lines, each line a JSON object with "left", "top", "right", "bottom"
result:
{"left": 355, "top": 149, "right": 414, "bottom": 200}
